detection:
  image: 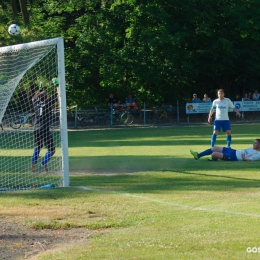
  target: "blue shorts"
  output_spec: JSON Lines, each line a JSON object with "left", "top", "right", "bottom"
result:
{"left": 222, "top": 147, "right": 238, "bottom": 161}
{"left": 214, "top": 120, "right": 231, "bottom": 132}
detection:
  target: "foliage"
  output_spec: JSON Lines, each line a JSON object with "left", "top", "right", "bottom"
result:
{"left": 1, "top": 0, "right": 260, "bottom": 107}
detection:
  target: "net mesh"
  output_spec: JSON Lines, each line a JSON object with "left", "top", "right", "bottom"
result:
{"left": 0, "top": 39, "right": 64, "bottom": 191}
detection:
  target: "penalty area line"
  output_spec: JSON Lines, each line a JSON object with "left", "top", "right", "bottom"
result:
{"left": 73, "top": 186, "right": 260, "bottom": 218}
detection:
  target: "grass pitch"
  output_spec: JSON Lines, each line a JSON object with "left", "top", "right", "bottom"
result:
{"left": 1, "top": 124, "right": 260, "bottom": 259}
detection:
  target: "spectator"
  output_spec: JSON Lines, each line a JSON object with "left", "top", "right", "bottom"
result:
{"left": 202, "top": 94, "right": 211, "bottom": 102}
{"left": 125, "top": 94, "right": 138, "bottom": 110}
{"left": 108, "top": 93, "right": 120, "bottom": 108}
{"left": 252, "top": 90, "right": 260, "bottom": 100}
{"left": 242, "top": 93, "right": 250, "bottom": 101}
{"left": 192, "top": 94, "right": 201, "bottom": 103}
{"left": 248, "top": 92, "right": 253, "bottom": 100}
{"left": 234, "top": 94, "right": 240, "bottom": 101}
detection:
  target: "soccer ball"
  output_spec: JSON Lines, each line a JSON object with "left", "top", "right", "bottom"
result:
{"left": 8, "top": 24, "right": 20, "bottom": 36}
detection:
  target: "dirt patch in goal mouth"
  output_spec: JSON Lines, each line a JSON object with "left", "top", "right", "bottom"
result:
{"left": 0, "top": 219, "right": 98, "bottom": 260}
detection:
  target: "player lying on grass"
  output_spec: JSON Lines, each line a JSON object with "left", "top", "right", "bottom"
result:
{"left": 190, "top": 139, "right": 260, "bottom": 161}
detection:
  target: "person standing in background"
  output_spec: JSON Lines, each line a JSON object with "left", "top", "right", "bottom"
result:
{"left": 192, "top": 94, "right": 201, "bottom": 103}
{"left": 202, "top": 94, "right": 211, "bottom": 102}
{"left": 234, "top": 94, "right": 240, "bottom": 101}
{"left": 252, "top": 90, "right": 260, "bottom": 100}
{"left": 242, "top": 93, "right": 250, "bottom": 101}
{"left": 108, "top": 93, "right": 120, "bottom": 108}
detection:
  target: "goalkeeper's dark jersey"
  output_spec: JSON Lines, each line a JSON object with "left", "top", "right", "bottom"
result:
{"left": 32, "top": 95, "right": 58, "bottom": 130}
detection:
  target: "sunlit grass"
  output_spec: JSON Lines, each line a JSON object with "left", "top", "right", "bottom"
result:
{"left": 1, "top": 124, "right": 260, "bottom": 259}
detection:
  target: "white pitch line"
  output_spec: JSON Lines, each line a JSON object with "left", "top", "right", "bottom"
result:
{"left": 74, "top": 186, "right": 260, "bottom": 218}
{"left": 124, "top": 193, "right": 260, "bottom": 218}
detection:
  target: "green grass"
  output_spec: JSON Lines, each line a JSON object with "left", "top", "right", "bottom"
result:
{"left": 2, "top": 124, "right": 260, "bottom": 259}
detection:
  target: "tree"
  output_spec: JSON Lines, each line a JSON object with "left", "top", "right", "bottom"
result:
{"left": 9, "top": 0, "right": 30, "bottom": 24}
{"left": 1, "top": 0, "right": 260, "bottom": 107}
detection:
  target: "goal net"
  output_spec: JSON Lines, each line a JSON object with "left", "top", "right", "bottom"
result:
{"left": 0, "top": 37, "right": 69, "bottom": 191}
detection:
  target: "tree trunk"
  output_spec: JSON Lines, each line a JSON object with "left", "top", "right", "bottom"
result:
{"left": 19, "top": 0, "right": 30, "bottom": 25}
{"left": 10, "top": 0, "right": 18, "bottom": 16}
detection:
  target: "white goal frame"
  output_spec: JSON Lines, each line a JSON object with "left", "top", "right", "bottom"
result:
{"left": 0, "top": 37, "right": 69, "bottom": 190}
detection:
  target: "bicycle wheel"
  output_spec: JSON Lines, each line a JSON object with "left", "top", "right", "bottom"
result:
{"left": 146, "top": 111, "right": 157, "bottom": 124}
{"left": 158, "top": 113, "right": 173, "bottom": 124}
{"left": 120, "top": 112, "right": 134, "bottom": 125}
{"left": 10, "top": 116, "right": 22, "bottom": 129}
{"left": 80, "top": 116, "right": 93, "bottom": 127}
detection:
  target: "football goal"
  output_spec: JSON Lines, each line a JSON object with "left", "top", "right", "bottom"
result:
{"left": 0, "top": 37, "right": 69, "bottom": 191}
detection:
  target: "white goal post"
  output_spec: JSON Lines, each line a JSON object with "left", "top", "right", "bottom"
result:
{"left": 0, "top": 37, "right": 69, "bottom": 191}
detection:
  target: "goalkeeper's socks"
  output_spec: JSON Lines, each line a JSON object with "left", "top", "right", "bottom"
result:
{"left": 198, "top": 148, "right": 213, "bottom": 158}
{"left": 211, "top": 134, "right": 217, "bottom": 147}
{"left": 226, "top": 135, "right": 231, "bottom": 148}
{"left": 41, "top": 151, "right": 52, "bottom": 167}
{"left": 32, "top": 148, "right": 40, "bottom": 164}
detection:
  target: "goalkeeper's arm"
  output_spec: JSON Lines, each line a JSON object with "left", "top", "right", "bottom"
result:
{"left": 55, "top": 83, "right": 60, "bottom": 99}
{"left": 52, "top": 77, "right": 60, "bottom": 102}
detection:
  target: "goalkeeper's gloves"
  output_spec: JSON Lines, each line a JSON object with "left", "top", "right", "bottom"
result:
{"left": 52, "top": 78, "right": 59, "bottom": 86}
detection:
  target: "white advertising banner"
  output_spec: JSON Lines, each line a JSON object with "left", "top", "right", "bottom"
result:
{"left": 186, "top": 102, "right": 212, "bottom": 114}
{"left": 233, "top": 101, "right": 260, "bottom": 111}
{"left": 186, "top": 101, "right": 260, "bottom": 114}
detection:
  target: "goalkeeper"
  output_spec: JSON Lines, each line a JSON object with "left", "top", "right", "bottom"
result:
{"left": 31, "top": 78, "right": 60, "bottom": 172}
{"left": 190, "top": 139, "right": 260, "bottom": 161}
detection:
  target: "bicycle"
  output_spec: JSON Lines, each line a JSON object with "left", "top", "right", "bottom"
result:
{"left": 106, "top": 107, "right": 134, "bottom": 125}
{"left": 9, "top": 112, "right": 34, "bottom": 129}
{"left": 88, "top": 107, "right": 109, "bottom": 127}
{"left": 148, "top": 106, "right": 173, "bottom": 125}
{"left": 120, "top": 109, "right": 134, "bottom": 125}
{"left": 67, "top": 108, "right": 93, "bottom": 128}
{"left": 9, "top": 111, "right": 61, "bottom": 130}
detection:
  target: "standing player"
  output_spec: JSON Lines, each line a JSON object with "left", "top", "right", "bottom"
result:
{"left": 31, "top": 78, "right": 60, "bottom": 172}
{"left": 208, "top": 89, "right": 241, "bottom": 148}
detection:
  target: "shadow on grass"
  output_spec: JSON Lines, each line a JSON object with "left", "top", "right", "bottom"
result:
{"left": 69, "top": 155, "right": 260, "bottom": 173}
{"left": 68, "top": 126, "right": 260, "bottom": 147}
{"left": 70, "top": 138, "right": 258, "bottom": 147}
{"left": 3, "top": 168, "right": 260, "bottom": 200}
{"left": 70, "top": 170, "right": 260, "bottom": 193}
{"left": 2, "top": 165, "right": 260, "bottom": 200}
